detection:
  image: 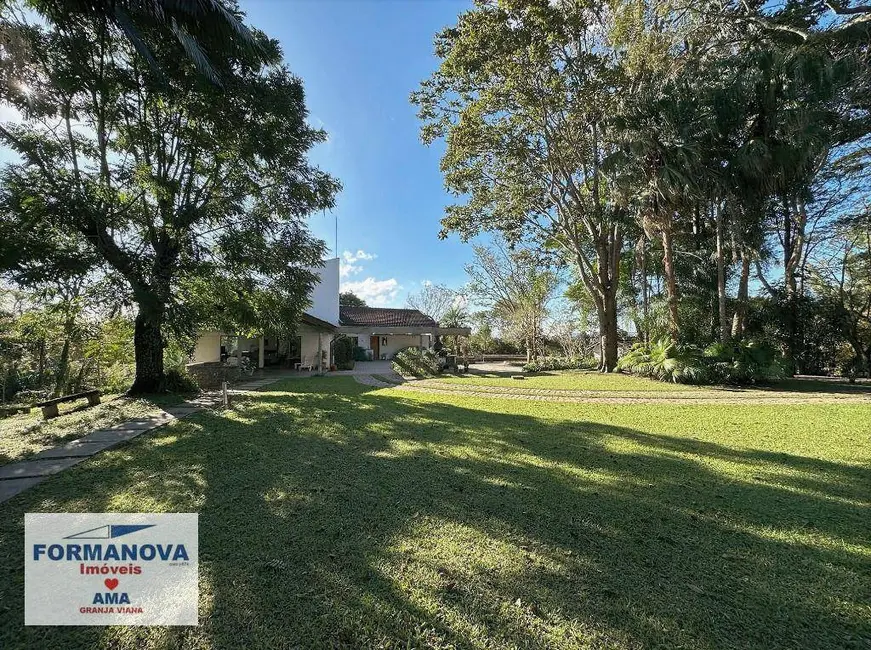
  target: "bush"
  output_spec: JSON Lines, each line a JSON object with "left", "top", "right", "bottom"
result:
{"left": 392, "top": 347, "right": 440, "bottom": 378}
{"left": 353, "top": 345, "right": 368, "bottom": 362}
{"left": 617, "top": 339, "right": 708, "bottom": 384}
{"left": 703, "top": 340, "right": 785, "bottom": 384}
{"left": 101, "top": 361, "right": 135, "bottom": 393}
{"left": 617, "top": 338, "right": 785, "bottom": 385}
{"left": 523, "top": 357, "right": 597, "bottom": 372}
{"left": 11, "top": 388, "right": 49, "bottom": 405}
{"left": 333, "top": 336, "right": 355, "bottom": 370}
{"left": 164, "top": 367, "right": 200, "bottom": 394}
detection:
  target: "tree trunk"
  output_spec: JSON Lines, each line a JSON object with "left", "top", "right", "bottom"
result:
{"left": 574, "top": 227, "right": 622, "bottom": 373}
{"left": 53, "top": 312, "right": 76, "bottom": 397}
{"left": 72, "top": 360, "right": 89, "bottom": 393}
{"left": 781, "top": 196, "right": 806, "bottom": 376}
{"left": 715, "top": 203, "right": 729, "bottom": 345}
{"left": 848, "top": 338, "right": 867, "bottom": 377}
{"left": 640, "top": 238, "right": 649, "bottom": 344}
{"left": 38, "top": 339, "right": 46, "bottom": 389}
{"left": 601, "top": 292, "right": 619, "bottom": 372}
{"left": 53, "top": 338, "right": 70, "bottom": 398}
{"left": 129, "top": 308, "right": 165, "bottom": 394}
{"left": 731, "top": 253, "right": 750, "bottom": 339}
{"left": 661, "top": 227, "right": 680, "bottom": 340}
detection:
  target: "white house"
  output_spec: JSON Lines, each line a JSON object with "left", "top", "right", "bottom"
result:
{"left": 188, "top": 257, "right": 469, "bottom": 371}
{"left": 338, "top": 306, "right": 438, "bottom": 360}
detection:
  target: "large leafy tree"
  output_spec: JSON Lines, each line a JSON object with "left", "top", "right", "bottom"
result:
{"left": 811, "top": 211, "right": 871, "bottom": 375}
{"left": 339, "top": 291, "right": 367, "bottom": 307}
{"left": 405, "top": 283, "right": 456, "bottom": 324}
{"left": 0, "top": 5, "right": 339, "bottom": 392}
{"left": 464, "top": 239, "right": 557, "bottom": 362}
{"left": 414, "top": 0, "right": 631, "bottom": 371}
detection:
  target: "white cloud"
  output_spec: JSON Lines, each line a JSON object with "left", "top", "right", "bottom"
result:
{"left": 340, "top": 262, "right": 361, "bottom": 278}
{"left": 341, "top": 277, "right": 401, "bottom": 306}
{"left": 339, "top": 249, "right": 377, "bottom": 278}
{"left": 343, "top": 249, "right": 377, "bottom": 263}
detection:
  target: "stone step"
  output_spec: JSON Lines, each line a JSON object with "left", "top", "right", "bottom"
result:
{"left": 0, "top": 457, "right": 85, "bottom": 480}
{"left": 77, "top": 428, "right": 149, "bottom": 444}
{"left": 33, "top": 440, "right": 120, "bottom": 459}
{"left": 0, "top": 477, "right": 46, "bottom": 502}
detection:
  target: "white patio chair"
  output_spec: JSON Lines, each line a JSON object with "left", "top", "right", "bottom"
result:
{"left": 295, "top": 356, "right": 313, "bottom": 371}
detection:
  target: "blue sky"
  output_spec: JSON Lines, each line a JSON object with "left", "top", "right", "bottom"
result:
{"left": 243, "top": 0, "right": 475, "bottom": 306}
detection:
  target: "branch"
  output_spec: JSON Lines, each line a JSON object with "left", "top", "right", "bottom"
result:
{"left": 755, "top": 260, "right": 778, "bottom": 297}
{"left": 826, "top": 0, "right": 871, "bottom": 14}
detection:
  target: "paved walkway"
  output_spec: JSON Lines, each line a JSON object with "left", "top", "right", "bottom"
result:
{"left": 0, "top": 373, "right": 296, "bottom": 505}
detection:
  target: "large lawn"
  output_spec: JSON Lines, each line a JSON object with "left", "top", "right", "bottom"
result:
{"left": 436, "top": 368, "right": 871, "bottom": 395}
{"left": 436, "top": 369, "right": 699, "bottom": 391}
{"left": 0, "top": 377, "right": 868, "bottom": 649}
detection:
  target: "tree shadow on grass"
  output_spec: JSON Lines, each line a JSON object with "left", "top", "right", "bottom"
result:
{"left": 0, "top": 378, "right": 868, "bottom": 649}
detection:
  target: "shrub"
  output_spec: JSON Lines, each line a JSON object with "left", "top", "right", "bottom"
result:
{"left": 353, "top": 345, "right": 369, "bottom": 362}
{"left": 333, "top": 336, "right": 355, "bottom": 370}
{"left": 164, "top": 368, "right": 200, "bottom": 394}
{"left": 617, "top": 338, "right": 708, "bottom": 383}
{"left": 703, "top": 340, "right": 785, "bottom": 384}
{"left": 618, "top": 338, "right": 785, "bottom": 385}
{"left": 101, "top": 361, "right": 135, "bottom": 393}
{"left": 523, "top": 357, "right": 597, "bottom": 372}
{"left": 392, "top": 347, "right": 440, "bottom": 378}
{"left": 11, "top": 388, "right": 49, "bottom": 404}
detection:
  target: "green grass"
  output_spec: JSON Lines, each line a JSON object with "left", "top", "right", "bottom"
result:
{"left": 0, "top": 393, "right": 188, "bottom": 464}
{"left": 436, "top": 369, "right": 706, "bottom": 390}
{"left": 0, "top": 377, "right": 868, "bottom": 648}
{"left": 437, "top": 368, "right": 871, "bottom": 395}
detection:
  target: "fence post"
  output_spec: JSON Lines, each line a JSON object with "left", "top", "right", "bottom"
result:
{"left": 221, "top": 381, "right": 229, "bottom": 408}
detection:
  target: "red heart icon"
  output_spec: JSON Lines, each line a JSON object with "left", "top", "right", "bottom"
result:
{"left": 104, "top": 578, "right": 119, "bottom": 590}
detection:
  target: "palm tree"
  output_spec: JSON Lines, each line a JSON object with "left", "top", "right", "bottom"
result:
{"left": 5, "top": 0, "right": 267, "bottom": 87}
{"left": 440, "top": 304, "right": 469, "bottom": 363}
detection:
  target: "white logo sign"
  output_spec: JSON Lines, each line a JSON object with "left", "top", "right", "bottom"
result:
{"left": 25, "top": 513, "right": 198, "bottom": 626}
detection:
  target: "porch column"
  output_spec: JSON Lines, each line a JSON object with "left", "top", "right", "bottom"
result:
{"left": 317, "top": 333, "right": 323, "bottom": 373}
{"left": 258, "top": 336, "right": 265, "bottom": 369}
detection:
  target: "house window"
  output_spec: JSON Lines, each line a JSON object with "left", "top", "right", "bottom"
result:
{"left": 348, "top": 336, "right": 359, "bottom": 346}
{"left": 381, "top": 337, "right": 388, "bottom": 346}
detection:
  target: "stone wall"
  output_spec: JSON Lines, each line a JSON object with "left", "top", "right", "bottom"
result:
{"left": 185, "top": 362, "right": 241, "bottom": 389}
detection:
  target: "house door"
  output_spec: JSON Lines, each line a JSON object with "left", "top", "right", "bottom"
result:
{"left": 369, "top": 336, "right": 380, "bottom": 360}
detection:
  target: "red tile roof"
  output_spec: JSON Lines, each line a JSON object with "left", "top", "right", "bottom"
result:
{"left": 339, "top": 307, "right": 437, "bottom": 328}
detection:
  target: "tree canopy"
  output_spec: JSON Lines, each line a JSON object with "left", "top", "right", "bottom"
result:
{"left": 339, "top": 291, "right": 367, "bottom": 307}
{"left": 416, "top": 0, "right": 871, "bottom": 379}
{"left": 0, "top": 1, "right": 339, "bottom": 392}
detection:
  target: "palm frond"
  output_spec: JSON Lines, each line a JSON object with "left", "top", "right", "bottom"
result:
{"left": 169, "top": 16, "right": 221, "bottom": 86}
{"left": 112, "top": 5, "right": 162, "bottom": 79}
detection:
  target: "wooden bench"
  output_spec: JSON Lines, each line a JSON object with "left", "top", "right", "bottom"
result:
{"left": 0, "top": 405, "right": 31, "bottom": 417}
{"left": 36, "top": 390, "right": 101, "bottom": 420}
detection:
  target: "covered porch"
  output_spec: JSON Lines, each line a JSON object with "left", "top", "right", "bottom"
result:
{"left": 188, "top": 313, "right": 338, "bottom": 372}
{"left": 336, "top": 325, "right": 472, "bottom": 360}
